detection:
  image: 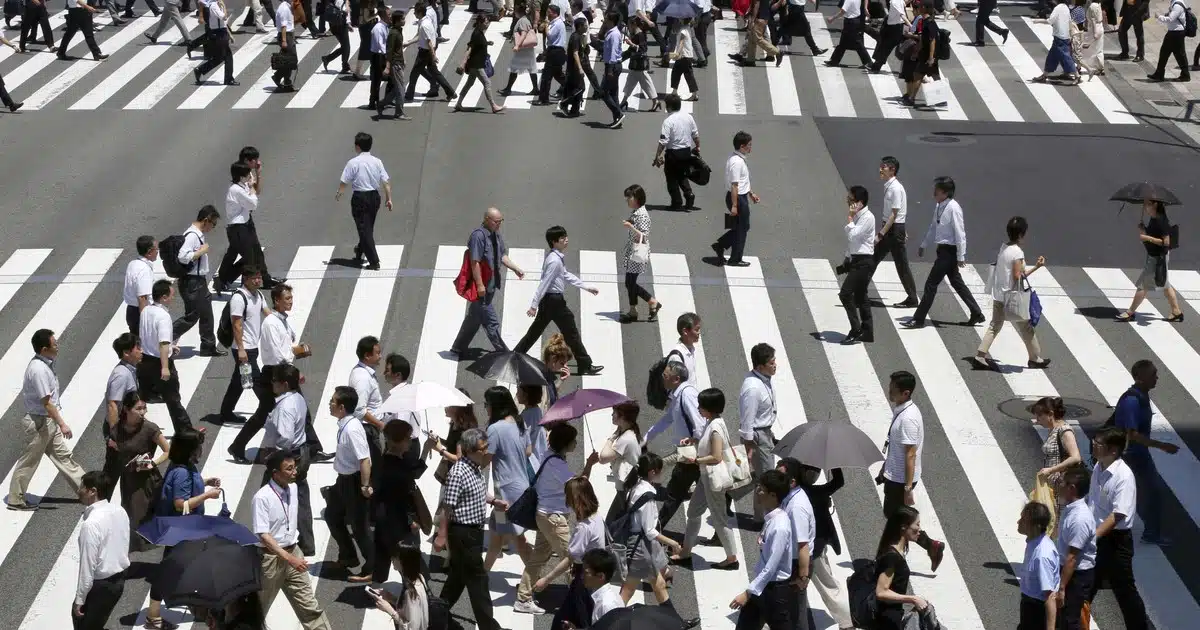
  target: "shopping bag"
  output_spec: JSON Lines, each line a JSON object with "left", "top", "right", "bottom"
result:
{"left": 919, "top": 80, "right": 949, "bottom": 107}
{"left": 1029, "top": 474, "right": 1058, "bottom": 535}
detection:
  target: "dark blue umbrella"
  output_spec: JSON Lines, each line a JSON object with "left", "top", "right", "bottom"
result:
{"left": 138, "top": 514, "right": 258, "bottom": 547}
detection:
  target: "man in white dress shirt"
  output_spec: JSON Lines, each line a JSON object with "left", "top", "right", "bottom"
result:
{"left": 259, "top": 364, "right": 316, "bottom": 555}
{"left": 873, "top": 156, "right": 918, "bottom": 307}
{"left": 1087, "top": 428, "right": 1149, "bottom": 630}
{"left": 837, "top": 185, "right": 876, "bottom": 345}
{"left": 382, "top": 352, "right": 424, "bottom": 462}
{"left": 1150, "top": 0, "right": 1190, "bottom": 81}
{"left": 253, "top": 451, "right": 331, "bottom": 629}
{"left": 335, "top": 132, "right": 394, "bottom": 271}
{"left": 73, "top": 472, "right": 129, "bottom": 630}
{"left": 171, "top": 205, "right": 226, "bottom": 357}
{"left": 666, "top": 312, "right": 701, "bottom": 386}
{"left": 904, "top": 176, "right": 985, "bottom": 329}
{"left": 219, "top": 265, "right": 268, "bottom": 426}
{"left": 8, "top": 329, "right": 86, "bottom": 511}
{"left": 122, "top": 235, "right": 158, "bottom": 336}
{"left": 217, "top": 150, "right": 281, "bottom": 292}
{"left": 350, "top": 335, "right": 387, "bottom": 463}
{"left": 713, "top": 131, "right": 757, "bottom": 267}
{"left": 823, "top": 0, "right": 870, "bottom": 68}
{"left": 273, "top": 0, "right": 298, "bottom": 90}
{"left": 652, "top": 94, "right": 700, "bottom": 212}
{"left": 730, "top": 470, "right": 796, "bottom": 630}
{"left": 739, "top": 342, "right": 777, "bottom": 519}
{"left": 328, "top": 386, "right": 375, "bottom": 581}
{"left": 403, "top": 1, "right": 457, "bottom": 100}
{"left": 193, "top": 0, "right": 238, "bottom": 85}
{"left": 140, "top": 280, "right": 198, "bottom": 435}
{"left": 868, "top": 0, "right": 906, "bottom": 71}
{"left": 881, "top": 371, "right": 945, "bottom": 569}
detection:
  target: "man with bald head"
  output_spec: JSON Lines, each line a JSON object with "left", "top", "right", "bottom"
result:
{"left": 451, "top": 209, "right": 525, "bottom": 357}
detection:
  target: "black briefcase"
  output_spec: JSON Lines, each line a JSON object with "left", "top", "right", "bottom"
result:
{"left": 687, "top": 151, "right": 712, "bottom": 186}
{"left": 270, "top": 52, "right": 298, "bottom": 71}
{"left": 724, "top": 213, "right": 737, "bottom": 230}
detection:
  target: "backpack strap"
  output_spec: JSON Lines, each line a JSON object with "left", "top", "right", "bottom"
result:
{"left": 677, "top": 382, "right": 701, "bottom": 438}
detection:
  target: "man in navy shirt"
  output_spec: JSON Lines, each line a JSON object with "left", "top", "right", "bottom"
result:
{"left": 1112, "top": 359, "right": 1178, "bottom": 547}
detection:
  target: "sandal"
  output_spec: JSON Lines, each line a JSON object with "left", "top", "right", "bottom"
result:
{"left": 1114, "top": 311, "right": 1135, "bottom": 322}
{"left": 648, "top": 302, "right": 663, "bottom": 322}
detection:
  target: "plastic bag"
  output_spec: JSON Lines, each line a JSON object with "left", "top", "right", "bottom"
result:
{"left": 1029, "top": 475, "right": 1058, "bottom": 535}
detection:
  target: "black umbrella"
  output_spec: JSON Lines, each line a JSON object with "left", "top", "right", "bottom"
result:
{"left": 467, "top": 350, "right": 551, "bottom": 386}
{"left": 152, "top": 537, "right": 261, "bottom": 610}
{"left": 774, "top": 420, "right": 882, "bottom": 471}
{"left": 1110, "top": 182, "right": 1182, "bottom": 206}
{"left": 591, "top": 603, "right": 685, "bottom": 630}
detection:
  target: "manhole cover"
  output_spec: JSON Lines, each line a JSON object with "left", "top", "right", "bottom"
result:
{"left": 906, "top": 133, "right": 977, "bottom": 147}
{"left": 997, "top": 397, "right": 1111, "bottom": 425}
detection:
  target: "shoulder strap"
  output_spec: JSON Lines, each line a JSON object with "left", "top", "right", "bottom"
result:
{"left": 1055, "top": 425, "right": 1067, "bottom": 458}
{"left": 531, "top": 453, "right": 565, "bottom": 483}
{"left": 677, "top": 383, "right": 700, "bottom": 437}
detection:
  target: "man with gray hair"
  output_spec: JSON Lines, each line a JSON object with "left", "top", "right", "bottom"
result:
{"left": 643, "top": 362, "right": 704, "bottom": 529}
{"left": 740, "top": 342, "right": 777, "bottom": 520}
{"left": 451, "top": 208, "right": 525, "bottom": 357}
{"left": 433, "top": 428, "right": 503, "bottom": 630}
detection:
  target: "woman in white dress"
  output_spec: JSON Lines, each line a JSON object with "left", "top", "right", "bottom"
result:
{"left": 972, "top": 216, "right": 1050, "bottom": 370}
{"left": 499, "top": 1, "right": 541, "bottom": 96}
{"left": 619, "top": 184, "right": 662, "bottom": 323}
{"left": 1080, "top": 0, "right": 1105, "bottom": 77}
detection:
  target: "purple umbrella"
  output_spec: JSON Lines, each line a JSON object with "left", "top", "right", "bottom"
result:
{"left": 541, "top": 388, "right": 632, "bottom": 425}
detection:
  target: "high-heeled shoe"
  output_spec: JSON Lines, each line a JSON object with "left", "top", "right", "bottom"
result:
{"left": 1165, "top": 311, "right": 1184, "bottom": 322}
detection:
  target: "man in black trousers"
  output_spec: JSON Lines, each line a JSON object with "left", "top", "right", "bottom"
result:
{"left": 873, "top": 156, "right": 918, "bottom": 307}
{"left": 823, "top": 0, "right": 869, "bottom": 68}
{"left": 839, "top": 185, "right": 875, "bottom": 345}
{"left": 404, "top": 1, "right": 457, "bottom": 101}
{"left": 193, "top": 0, "right": 239, "bottom": 86}
{"left": 20, "top": 0, "right": 56, "bottom": 53}
{"left": 335, "top": 132, "right": 394, "bottom": 271}
{"left": 902, "top": 176, "right": 985, "bottom": 329}
{"left": 59, "top": 0, "right": 108, "bottom": 61}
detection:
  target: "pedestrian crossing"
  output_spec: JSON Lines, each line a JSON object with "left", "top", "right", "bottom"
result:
{"left": 2, "top": 243, "right": 1200, "bottom": 630}
{"left": 0, "top": 6, "right": 1144, "bottom": 123}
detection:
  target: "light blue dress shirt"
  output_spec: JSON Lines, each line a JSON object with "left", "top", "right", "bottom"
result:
{"left": 644, "top": 382, "right": 703, "bottom": 444}
{"left": 547, "top": 16, "right": 567, "bottom": 47}
{"left": 265, "top": 391, "right": 309, "bottom": 452}
{"left": 603, "top": 26, "right": 622, "bottom": 63}
{"left": 1056, "top": 497, "right": 1097, "bottom": 572}
{"left": 1019, "top": 534, "right": 1060, "bottom": 600}
{"left": 529, "top": 249, "right": 588, "bottom": 308}
{"left": 340, "top": 152, "right": 391, "bottom": 192}
{"left": 748, "top": 507, "right": 794, "bottom": 596}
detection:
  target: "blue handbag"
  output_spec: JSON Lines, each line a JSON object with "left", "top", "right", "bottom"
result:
{"left": 1028, "top": 288, "right": 1043, "bottom": 327}
{"left": 484, "top": 54, "right": 494, "bottom": 78}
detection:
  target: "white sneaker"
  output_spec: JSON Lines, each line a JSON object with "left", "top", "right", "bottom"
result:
{"left": 515, "top": 600, "right": 545, "bottom": 615}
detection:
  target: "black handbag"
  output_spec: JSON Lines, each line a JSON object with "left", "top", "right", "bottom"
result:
{"left": 507, "top": 454, "right": 563, "bottom": 530}
{"left": 687, "top": 151, "right": 712, "bottom": 186}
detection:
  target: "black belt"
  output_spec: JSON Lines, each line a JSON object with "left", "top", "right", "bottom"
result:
{"left": 849, "top": 254, "right": 873, "bottom": 261}
{"left": 96, "top": 570, "right": 126, "bottom": 583}
{"left": 449, "top": 522, "right": 484, "bottom": 529}
{"left": 351, "top": 190, "right": 379, "bottom": 195}
{"left": 765, "top": 579, "right": 790, "bottom": 588}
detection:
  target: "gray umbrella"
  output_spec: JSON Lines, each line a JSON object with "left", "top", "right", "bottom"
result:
{"left": 774, "top": 420, "right": 882, "bottom": 470}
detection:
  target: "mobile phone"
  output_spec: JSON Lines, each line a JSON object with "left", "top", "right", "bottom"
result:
{"left": 365, "top": 586, "right": 382, "bottom": 598}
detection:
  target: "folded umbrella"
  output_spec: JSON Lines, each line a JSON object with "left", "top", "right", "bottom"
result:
{"left": 774, "top": 420, "right": 882, "bottom": 471}
{"left": 541, "top": 388, "right": 632, "bottom": 424}
{"left": 138, "top": 513, "right": 259, "bottom": 547}
{"left": 379, "top": 381, "right": 474, "bottom": 417}
{"left": 153, "top": 537, "right": 262, "bottom": 610}
{"left": 467, "top": 350, "right": 551, "bottom": 386}
{"left": 1110, "top": 182, "right": 1182, "bottom": 206}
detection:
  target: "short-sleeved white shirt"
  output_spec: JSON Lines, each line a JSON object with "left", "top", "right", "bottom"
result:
{"left": 252, "top": 480, "right": 300, "bottom": 548}
{"left": 882, "top": 401, "right": 923, "bottom": 485}
{"left": 611, "top": 429, "right": 641, "bottom": 483}
{"left": 334, "top": 416, "right": 372, "bottom": 475}
{"left": 229, "top": 288, "right": 264, "bottom": 351}
{"left": 139, "top": 303, "right": 174, "bottom": 358}
{"left": 659, "top": 111, "right": 698, "bottom": 150}
{"left": 990, "top": 244, "right": 1024, "bottom": 302}
{"left": 1090, "top": 459, "right": 1136, "bottom": 531}
{"left": 882, "top": 177, "right": 907, "bottom": 225}
{"left": 725, "top": 152, "right": 751, "bottom": 194}
{"left": 123, "top": 258, "right": 155, "bottom": 307}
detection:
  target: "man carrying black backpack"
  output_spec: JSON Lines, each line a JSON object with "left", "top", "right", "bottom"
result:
{"left": 170, "top": 205, "right": 227, "bottom": 358}
{"left": 641, "top": 362, "right": 703, "bottom": 529}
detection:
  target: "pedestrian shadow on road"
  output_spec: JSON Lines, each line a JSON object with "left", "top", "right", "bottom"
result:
{"left": 982, "top": 560, "right": 1020, "bottom": 587}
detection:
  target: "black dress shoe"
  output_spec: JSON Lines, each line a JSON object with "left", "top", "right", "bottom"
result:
{"left": 840, "top": 330, "right": 861, "bottom": 345}
{"left": 891, "top": 298, "right": 919, "bottom": 308}
{"left": 227, "top": 446, "right": 251, "bottom": 465}
{"left": 963, "top": 312, "right": 986, "bottom": 326}
{"left": 682, "top": 618, "right": 701, "bottom": 630}
{"left": 858, "top": 330, "right": 874, "bottom": 343}
{"left": 726, "top": 260, "right": 751, "bottom": 267}
{"left": 312, "top": 451, "right": 336, "bottom": 462}
{"left": 199, "top": 346, "right": 228, "bottom": 357}
{"left": 578, "top": 365, "right": 604, "bottom": 375}
{"left": 901, "top": 319, "right": 925, "bottom": 329}
{"left": 709, "top": 242, "right": 726, "bottom": 265}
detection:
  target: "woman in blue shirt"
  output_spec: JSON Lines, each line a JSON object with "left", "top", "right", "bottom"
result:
{"left": 516, "top": 424, "right": 579, "bottom": 613}
{"left": 483, "top": 386, "right": 535, "bottom": 571}
{"left": 146, "top": 428, "right": 221, "bottom": 629}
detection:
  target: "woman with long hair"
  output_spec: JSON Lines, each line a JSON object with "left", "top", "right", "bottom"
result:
{"left": 874, "top": 506, "right": 931, "bottom": 630}
{"left": 369, "top": 546, "right": 430, "bottom": 630}
{"left": 1116, "top": 199, "right": 1183, "bottom": 322}
{"left": 483, "top": 386, "right": 534, "bottom": 571}
{"left": 618, "top": 453, "right": 681, "bottom": 604}
{"left": 147, "top": 428, "right": 221, "bottom": 629}
{"left": 109, "top": 391, "right": 170, "bottom": 552}
{"left": 584, "top": 401, "right": 642, "bottom": 500}
{"left": 537, "top": 477, "right": 606, "bottom": 630}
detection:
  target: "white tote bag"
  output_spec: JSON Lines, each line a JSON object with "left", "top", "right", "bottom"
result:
{"left": 699, "top": 419, "right": 735, "bottom": 492}
{"left": 629, "top": 233, "right": 650, "bottom": 265}
{"left": 920, "top": 80, "right": 950, "bottom": 107}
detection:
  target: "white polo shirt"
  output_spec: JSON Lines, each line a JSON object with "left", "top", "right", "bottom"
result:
{"left": 724, "top": 151, "right": 751, "bottom": 194}
{"left": 123, "top": 257, "right": 155, "bottom": 308}
{"left": 334, "top": 416, "right": 372, "bottom": 475}
{"left": 1089, "top": 459, "right": 1137, "bottom": 531}
{"left": 229, "top": 288, "right": 265, "bottom": 351}
{"left": 139, "top": 303, "right": 175, "bottom": 359}
{"left": 22, "top": 356, "right": 59, "bottom": 416}
{"left": 252, "top": 480, "right": 300, "bottom": 548}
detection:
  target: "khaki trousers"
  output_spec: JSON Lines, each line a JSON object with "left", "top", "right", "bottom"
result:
{"left": 517, "top": 511, "right": 571, "bottom": 602}
{"left": 977, "top": 301, "right": 1042, "bottom": 360}
{"left": 745, "top": 18, "right": 779, "bottom": 60}
{"left": 8, "top": 414, "right": 84, "bottom": 505}
{"left": 259, "top": 547, "right": 332, "bottom": 630}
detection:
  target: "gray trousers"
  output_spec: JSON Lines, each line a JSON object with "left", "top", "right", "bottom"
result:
{"left": 748, "top": 426, "right": 775, "bottom": 518}
{"left": 452, "top": 288, "right": 507, "bottom": 353}
{"left": 150, "top": 3, "right": 188, "bottom": 41}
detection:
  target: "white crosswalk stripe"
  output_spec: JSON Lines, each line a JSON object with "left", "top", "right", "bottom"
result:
{"left": 0, "top": 7, "right": 1146, "bottom": 123}
{"left": 0, "top": 244, "right": 1197, "bottom": 630}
